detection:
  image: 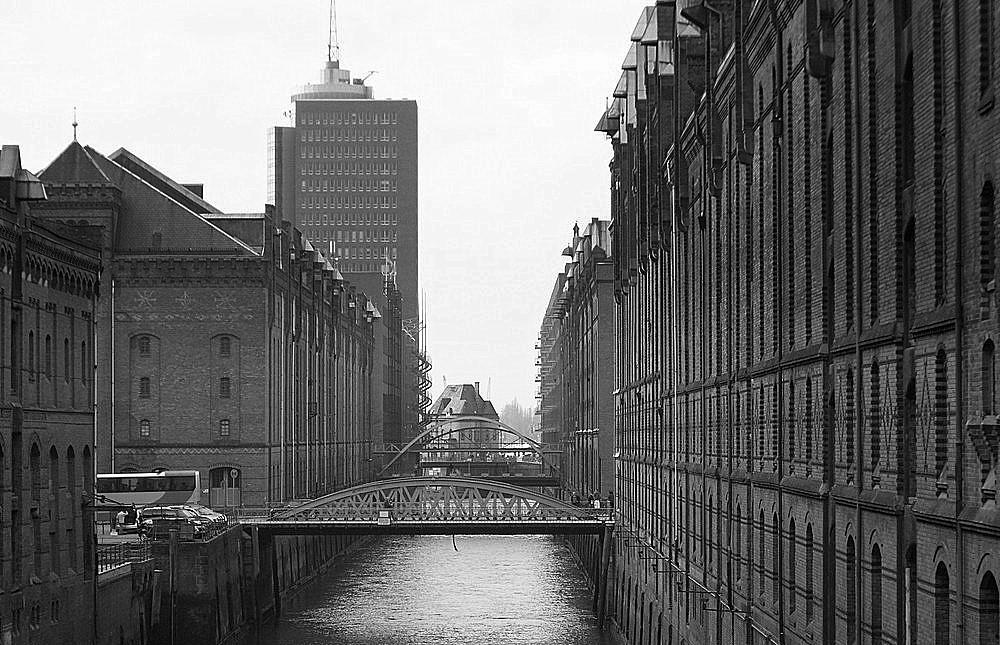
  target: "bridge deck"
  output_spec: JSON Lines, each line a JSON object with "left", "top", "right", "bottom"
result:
{"left": 241, "top": 518, "right": 610, "bottom": 536}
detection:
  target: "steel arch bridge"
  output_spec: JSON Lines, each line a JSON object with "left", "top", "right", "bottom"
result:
{"left": 241, "top": 476, "right": 609, "bottom": 535}
{"left": 376, "top": 416, "right": 561, "bottom": 476}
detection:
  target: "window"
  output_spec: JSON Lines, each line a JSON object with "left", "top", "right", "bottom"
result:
{"left": 64, "top": 338, "right": 70, "bottom": 382}
{"left": 139, "top": 377, "right": 150, "bottom": 399}
{"left": 980, "top": 0, "right": 995, "bottom": 100}
{"left": 935, "top": 562, "right": 950, "bottom": 645}
{"left": 847, "top": 537, "right": 857, "bottom": 644}
{"left": 805, "top": 524, "right": 815, "bottom": 623}
{"left": 935, "top": 349, "right": 948, "bottom": 476}
{"left": 220, "top": 336, "right": 231, "bottom": 358}
{"left": 44, "top": 335, "right": 51, "bottom": 377}
{"left": 81, "top": 341, "right": 87, "bottom": 385}
{"left": 872, "top": 545, "right": 883, "bottom": 645}
{"left": 138, "top": 336, "right": 150, "bottom": 357}
{"left": 219, "top": 419, "right": 230, "bottom": 437}
{"left": 220, "top": 377, "right": 231, "bottom": 399}
{"left": 139, "top": 419, "right": 150, "bottom": 437}
{"left": 789, "top": 518, "right": 797, "bottom": 613}
{"left": 981, "top": 572, "right": 999, "bottom": 645}
{"left": 27, "top": 330, "right": 34, "bottom": 376}
{"left": 984, "top": 340, "right": 996, "bottom": 415}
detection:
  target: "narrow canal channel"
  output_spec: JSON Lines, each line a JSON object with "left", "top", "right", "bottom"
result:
{"left": 263, "top": 534, "right": 616, "bottom": 645}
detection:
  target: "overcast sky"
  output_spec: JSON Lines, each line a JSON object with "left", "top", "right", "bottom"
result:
{"left": 0, "top": 0, "right": 649, "bottom": 410}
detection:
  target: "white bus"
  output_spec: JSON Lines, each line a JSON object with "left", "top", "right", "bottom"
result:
{"left": 95, "top": 470, "right": 201, "bottom": 508}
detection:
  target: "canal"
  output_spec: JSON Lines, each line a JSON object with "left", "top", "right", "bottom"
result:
{"left": 263, "top": 534, "right": 616, "bottom": 645}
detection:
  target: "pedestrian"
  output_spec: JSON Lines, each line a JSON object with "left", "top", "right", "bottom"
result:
{"left": 606, "top": 491, "right": 614, "bottom": 508}
{"left": 592, "top": 496, "right": 601, "bottom": 509}
{"left": 571, "top": 492, "right": 581, "bottom": 506}
{"left": 587, "top": 492, "right": 594, "bottom": 506}
{"left": 115, "top": 508, "right": 126, "bottom": 534}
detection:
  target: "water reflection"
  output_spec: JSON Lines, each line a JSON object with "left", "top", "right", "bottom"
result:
{"left": 265, "top": 534, "right": 615, "bottom": 645}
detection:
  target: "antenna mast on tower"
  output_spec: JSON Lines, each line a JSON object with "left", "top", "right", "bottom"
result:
{"left": 327, "top": 0, "right": 340, "bottom": 62}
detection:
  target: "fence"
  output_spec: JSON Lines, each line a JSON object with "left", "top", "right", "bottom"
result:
{"left": 97, "top": 541, "right": 151, "bottom": 574}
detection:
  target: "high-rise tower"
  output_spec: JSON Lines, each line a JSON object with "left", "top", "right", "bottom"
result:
{"left": 268, "top": 14, "right": 419, "bottom": 445}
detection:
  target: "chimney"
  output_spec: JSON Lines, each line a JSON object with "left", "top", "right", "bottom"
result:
{"left": 474, "top": 381, "right": 480, "bottom": 395}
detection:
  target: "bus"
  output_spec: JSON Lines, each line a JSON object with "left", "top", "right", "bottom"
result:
{"left": 95, "top": 470, "right": 201, "bottom": 508}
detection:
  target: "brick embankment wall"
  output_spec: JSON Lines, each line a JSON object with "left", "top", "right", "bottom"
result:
{"left": 144, "top": 526, "right": 368, "bottom": 645}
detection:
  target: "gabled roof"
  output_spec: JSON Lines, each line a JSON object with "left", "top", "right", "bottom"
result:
{"left": 108, "top": 148, "right": 221, "bottom": 214}
{"left": 38, "top": 141, "right": 113, "bottom": 184}
{"left": 429, "top": 384, "right": 498, "bottom": 418}
{"left": 84, "top": 146, "right": 255, "bottom": 255}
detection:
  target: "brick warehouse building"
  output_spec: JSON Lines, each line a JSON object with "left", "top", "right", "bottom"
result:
{"left": 536, "top": 219, "right": 616, "bottom": 502}
{"left": 592, "top": 1, "right": 1000, "bottom": 644}
{"left": 31, "top": 141, "right": 377, "bottom": 506}
{"left": 0, "top": 146, "right": 101, "bottom": 643}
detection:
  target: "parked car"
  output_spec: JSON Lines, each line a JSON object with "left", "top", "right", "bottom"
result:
{"left": 138, "top": 506, "right": 209, "bottom": 537}
{"left": 179, "top": 504, "right": 228, "bottom": 527}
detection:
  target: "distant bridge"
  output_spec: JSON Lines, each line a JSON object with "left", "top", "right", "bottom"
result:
{"left": 375, "top": 416, "right": 562, "bottom": 478}
{"left": 239, "top": 476, "right": 609, "bottom": 536}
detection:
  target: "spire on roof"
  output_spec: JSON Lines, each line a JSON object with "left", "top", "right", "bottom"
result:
{"left": 328, "top": 0, "right": 340, "bottom": 63}
{"left": 72, "top": 107, "right": 78, "bottom": 142}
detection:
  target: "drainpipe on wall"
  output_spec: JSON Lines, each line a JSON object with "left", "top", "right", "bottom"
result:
{"left": 951, "top": 2, "right": 967, "bottom": 644}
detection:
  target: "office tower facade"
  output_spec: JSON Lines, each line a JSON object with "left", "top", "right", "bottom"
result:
{"left": 269, "top": 56, "right": 420, "bottom": 442}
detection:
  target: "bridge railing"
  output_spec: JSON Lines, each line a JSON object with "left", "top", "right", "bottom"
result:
{"left": 267, "top": 500, "right": 614, "bottom": 523}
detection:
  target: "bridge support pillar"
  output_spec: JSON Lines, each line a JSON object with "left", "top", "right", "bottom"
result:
{"left": 596, "top": 523, "right": 614, "bottom": 628}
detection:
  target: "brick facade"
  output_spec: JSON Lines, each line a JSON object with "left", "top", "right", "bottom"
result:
{"left": 32, "top": 142, "right": 377, "bottom": 507}
{"left": 537, "top": 219, "right": 616, "bottom": 501}
{"left": 598, "top": 2, "right": 1000, "bottom": 644}
{"left": 0, "top": 145, "right": 102, "bottom": 644}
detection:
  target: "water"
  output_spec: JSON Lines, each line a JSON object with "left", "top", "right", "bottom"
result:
{"left": 264, "top": 534, "right": 616, "bottom": 645}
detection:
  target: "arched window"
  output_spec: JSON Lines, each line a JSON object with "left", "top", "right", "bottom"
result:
{"left": 219, "top": 419, "right": 230, "bottom": 437}
{"left": 65, "top": 446, "right": 77, "bottom": 571}
{"left": 44, "top": 335, "right": 51, "bottom": 378}
{"left": 49, "top": 447, "right": 60, "bottom": 574}
{"left": 81, "top": 341, "right": 87, "bottom": 385}
{"left": 735, "top": 504, "right": 742, "bottom": 581}
{"left": 138, "top": 336, "right": 150, "bottom": 357}
{"left": 139, "top": 420, "right": 150, "bottom": 437}
{"left": 82, "top": 447, "right": 93, "bottom": 581}
{"left": 872, "top": 544, "right": 883, "bottom": 645}
{"left": 789, "top": 381, "right": 797, "bottom": 462}
{"left": 138, "top": 377, "right": 150, "bottom": 399}
{"left": 220, "top": 337, "right": 231, "bottom": 358}
{"left": 759, "top": 510, "right": 766, "bottom": 588}
{"left": 935, "top": 349, "right": 948, "bottom": 476}
{"left": 980, "top": 183, "right": 995, "bottom": 290}
{"left": 772, "top": 513, "right": 780, "bottom": 603}
{"left": 219, "top": 377, "right": 231, "bottom": 399}
{"left": 847, "top": 537, "right": 857, "bottom": 644}
{"left": 935, "top": 562, "right": 950, "bottom": 645}
{"left": 985, "top": 340, "right": 996, "bottom": 416}
{"left": 805, "top": 524, "right": 815, "bottom": 623}
{"left": 30, "top": 443, "right": 41, "bottom": 573}
{"left": 789, "top": 518, "right": 797, "bottom": 613}
{"left": 27, "top": 330, "right": 34, "bottom": 376}
{"left": 708, "top": 496, "right": 714, "bottom": 570}
{"left": 982, "top": 571, "right": 1000, "bottom": 645}
{"left": 980, "top": 0, "right": 995, "bottom": 99}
